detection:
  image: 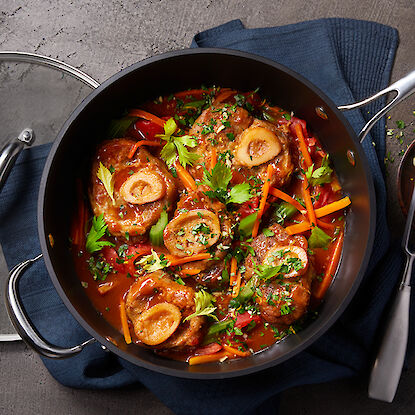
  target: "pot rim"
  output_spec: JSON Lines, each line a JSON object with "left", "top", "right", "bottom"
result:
{"left": 37, "top": 47, "right": 376, "bottom": 379}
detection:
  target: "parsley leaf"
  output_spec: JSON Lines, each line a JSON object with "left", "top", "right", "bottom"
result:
{"left": 305, "top": 155, "right": 333, "bottom": 186}
{"left": 202, "top": 161, "right": 251, "bottom": 205}
{"left": 202, "top": 161, "right": 232, "bottom": 191}
{"left": 85, "top": 214, "right": 115, "bottom": 253}
{"left": 158, "top": 117, "right": 200, "bottom": 167}
{"left": 137, "top": 250, "right": 169, "bottom": 272}
{"left": 308, "top": 226, "right": 332, "bottom": 249}
{"left": 184, "top": 289, "right": 218, "bottom": 321}
{"left": 228, "top": 182, "right": 251, "bottom": 204}
{"left": 97, "top": 162, "right": 115, "bottom": 205}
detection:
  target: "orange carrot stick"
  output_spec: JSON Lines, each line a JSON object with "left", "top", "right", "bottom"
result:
{"left": 128, "top": 140, "right": 163, "bottom": 159}
{"left": 174, "top": 161, "right": 197, "bottom": 192}
{"left": 229, "top": 257, "right": 237, "bottom": 285}
{"left": 231, "top": 271, "right": 242, "bottom": 298}
{"left": 222, "top": 344, "right": 251, "bottom": 357}
{"left": 120, "top": 299, "right": 132, "bottom": 345}
{"left": 188, "top": 351, "right": 228, "bottom": 366}
{"left": 269, "top": 187, "right": 304, "bottom": 212}
{"left": 167, "top": 253, "right": 211, "bottom": 267}
{"left": 179, "top": 268, "right": 202, "bottom": 277}
{"left": 285, "top": 221, "right": 313, "bottom": 235}
{"left": 313, "top": 231, "right": 344, "bottom": 301}
{"left": 294, "top": 123, "right": 312, "bottom": 168}
{"left": 210, "top": 147, "right": 217, "bottom": 171}
{"left": 252, "top": 164, "right": 274, "bottom": 238}
{"left": 314, "top": 197, "right": 351, "bottom": 218}
{"left": 302, "top": 177, "right": 317, "bottom": 227}
{"left": 127, "top": 109, "right": 165, "bottom": 127}
{"left": 316, "top": 219, "right": 336, "bottom": 230}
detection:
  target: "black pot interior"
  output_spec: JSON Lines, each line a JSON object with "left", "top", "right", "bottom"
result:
{"left": 38, "top": 49, "right": 375, "bottom": 378}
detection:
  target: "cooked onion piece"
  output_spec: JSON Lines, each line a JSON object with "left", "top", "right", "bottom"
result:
{"left": 120, "top": 170, "right": 166, "bottom": 205}
{"left": 163, "top": 209, "right": 221, "bottom": 257}
{"left": 235, "top": 126, "right": 282, "bottom": 167}
{"left": 133, "top": 302, "right": 181, "bottom": 345}
{"left": 263, "top": 245, "right": 308, "bottom": 278}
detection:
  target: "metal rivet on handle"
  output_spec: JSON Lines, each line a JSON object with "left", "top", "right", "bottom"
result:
{"left": 315, "top": 106, "right": 328, "bottom": 120}
{"left": 347, "top": 150, "right": 356, "bottom": 166}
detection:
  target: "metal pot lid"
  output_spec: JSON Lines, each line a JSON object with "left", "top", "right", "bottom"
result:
{"left": 0, "top": 51, "right": 98, "bottom": 339}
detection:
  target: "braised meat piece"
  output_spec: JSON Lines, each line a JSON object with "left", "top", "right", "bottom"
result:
{"left": 243, "top": 223, "right": 312, "bottom": 325}
{"left": 125, "top": 271, "right": 204, "bottom": 347}
{"left": 187, "top": 104, "right": 252, "bottom": 181}
{"left": 256, "top": 268, "right": 313, "bottom": 326}
{"left": 232, "top": 119, "right": 294, "bottom": 188}
{"left": 164, "top": 191, "right": 233, "bottom": 286}
{"left": 244, "top": 223, "right": 308, "bottom": 280}
{"left": 90, "top": 139, "right": 177, "bottom": 239}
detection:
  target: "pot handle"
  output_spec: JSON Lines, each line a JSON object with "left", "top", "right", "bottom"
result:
{"left": 0, "top": 51, "right": 100, "bottom": 193}
{"left": 338, "top": 70, "right": 415, "bottom": 143}
{"left": 5, "top": 254, "right": 96, "bottom": 358}
{"left": 0, "top": 129, "right": 35, "bottom": 192}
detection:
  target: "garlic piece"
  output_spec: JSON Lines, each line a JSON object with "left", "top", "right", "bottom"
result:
{"left": 134, "top": 302, "right": 181, "bottom": 345}
{"left": 120, "top": 170, "right": 165, "bottom": 205}
{"left": 235, "top": 126, "right": 282, "bottom": 167}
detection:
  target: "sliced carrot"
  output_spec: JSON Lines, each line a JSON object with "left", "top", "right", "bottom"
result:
{"left": 128, "top": 140, "right": 163, "bottom": 159}
{"left": 167, "top": 253, "right": 211, "bottom": 267}
{"left": 120, "top": 299, "right": 132, "bottom": 345}
{"left": 316, "top": 219, "right": 336, "bottom": 230}
{"left": 313, "top": 231, "right": 344, "bottom": 301}
{"left": 174, "top": 161, "right": 197, "bottom": 192}
{"left": 179, "top": 268, "right": 202, "bottom": 277}
{"left": 213, "top": 89, "right": 236, "bottom": 104}
{"left": 302, "top": 177, "right": 317, "bottom": 227}
{"left": 98, "top": 282, "right": 115, "bottom": 295}
{"left": 188, "top": 351, "right": 228, "bottom": 366}
{"left": 285, "top": 221, "right": 313, "bottom": 235}
{"left": 294, "top": 123, "right": 312, "bottom": 168}
{"left": 222, "top": 344, "right": 251, "bottom": 357}
{"left": 229, "top": 257, "right": 237, "bottom": 285}
{"left": 231, "top": 271, "right": 242, "bottom": 298}
{"left": 252, "top": 164, "right": 274, "bottom": 238}
{"left": 210, "top": 147, "right": 217, "bottom": 171}
{"left": 127, "top": 109, "right": 165, "bottom": 128}
{"left": 314, "top": 197, "right": 351, "bottom": 218}
{"left": 269, "top": 187, "right": 304, "bottom": 212}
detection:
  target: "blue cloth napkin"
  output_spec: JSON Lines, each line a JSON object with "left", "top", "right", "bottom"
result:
{"left": 0, "top": 18, "right": 406, "bottom": 415}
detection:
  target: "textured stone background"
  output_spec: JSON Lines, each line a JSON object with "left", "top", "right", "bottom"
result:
{"left": 0, "top": 0, "right": 414, "bottom": 414}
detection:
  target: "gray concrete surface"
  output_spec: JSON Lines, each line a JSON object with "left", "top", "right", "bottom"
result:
{"left": 0, "top": 0, "right": 414, "bottom": 414}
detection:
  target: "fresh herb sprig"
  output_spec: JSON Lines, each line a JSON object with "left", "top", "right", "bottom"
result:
{"left": 184, "top": 289, "right": 218, "bottom": 321}
{"left": 202, "top": 161, "right": 251, "bottom": 205}
{"left": 85, "top": 215, "right": 115, "bottom": 254}
{"left": 158, "top": 118, "right": 200, "bottom": 167}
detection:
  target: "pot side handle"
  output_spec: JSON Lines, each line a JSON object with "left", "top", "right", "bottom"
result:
{"left": 338, "top": 70, "right": 415, "bottom": 143}
{"left": 5, "top": 254, "right": 96, "bottom": 358}
{"left": 0, "top": 129, "right": 35, "bottom": 193}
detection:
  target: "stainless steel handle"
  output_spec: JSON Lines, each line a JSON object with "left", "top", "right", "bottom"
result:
{"left": 5, "top": 254, "right": 96, "bottom": 358}
{"left": 368, "top": 255, "right": 413, "bottom": 402}
{"left": 0, "top": 128, "right": 35, "bottom": 192}
{"left": 339, "top": 70, "right": 415, "bottom": 142}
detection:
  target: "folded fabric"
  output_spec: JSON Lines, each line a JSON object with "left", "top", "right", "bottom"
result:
{"left": 0, "top": 18, "right": 405, "bottom": 415}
